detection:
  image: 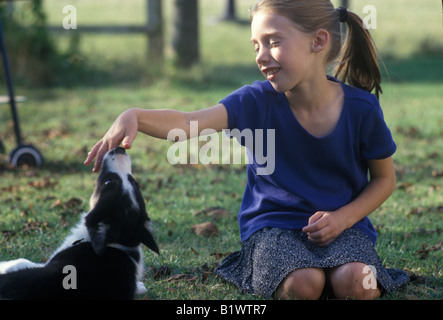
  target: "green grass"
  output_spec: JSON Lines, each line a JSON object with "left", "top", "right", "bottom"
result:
{"left": 0, "top": 0, "right": 442, "bottom": 300}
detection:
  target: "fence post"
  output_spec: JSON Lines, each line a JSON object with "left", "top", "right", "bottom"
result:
{"left": 147, "top": 0, "right": 163, "bottom": 64}
{"left": 223, "top": 0, "right": 236, "bottom": 21}
{"left": 172, "top": 0, "right": 199, "bottom": 68}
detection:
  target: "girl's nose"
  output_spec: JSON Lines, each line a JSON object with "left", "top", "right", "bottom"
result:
{"left": 255, "top": 47, "right": 270, "bottom": 65}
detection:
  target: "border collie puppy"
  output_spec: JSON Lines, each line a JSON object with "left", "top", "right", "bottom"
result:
{"left": 0, "top": 147, "right": 159, "bottom": 299}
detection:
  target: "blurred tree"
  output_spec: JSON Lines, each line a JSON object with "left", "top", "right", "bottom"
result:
{"left": 172, "top": 0, "right": 199, "bottom": 68}
{"left": 147, "top": 0, "right": 163, "bottom": 64}
{"left": 0, "top": 0, "right": 61, "bottom": 85}
{"left": 222, "top": 0, "right": 236, "bottom": 21}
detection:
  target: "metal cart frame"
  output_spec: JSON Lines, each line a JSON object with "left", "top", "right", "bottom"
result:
{"left": 0, "top": 13, "right": 42, "bottom": 168}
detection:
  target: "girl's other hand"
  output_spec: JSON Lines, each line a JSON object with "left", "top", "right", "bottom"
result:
{"left": 302, "top": 211, "right": 346, "bottom": 247}
{"left": 84, "top": 109, "right": 138, "bottom": 172}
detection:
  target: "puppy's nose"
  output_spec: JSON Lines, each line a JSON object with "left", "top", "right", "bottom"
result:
{"left": 107, "top": 147, "right": 126, "bottom": 157}
{"left": 114, "top": 147, "right": 126, "bottom": 155}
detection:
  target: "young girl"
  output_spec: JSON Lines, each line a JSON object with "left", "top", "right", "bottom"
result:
{"left": 84, "top": 0, "right": 408, "bottom": 299}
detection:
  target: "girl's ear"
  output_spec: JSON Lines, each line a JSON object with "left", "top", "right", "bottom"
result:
{"left": 312, "top": 29, "right": 330, "bottom": 53}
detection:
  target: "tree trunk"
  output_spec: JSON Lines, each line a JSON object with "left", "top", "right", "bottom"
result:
{"left": 147, "top": 0, "right": 164, "bottom": 64}
{"left": 223, "top": 0, "right": 236, "bottom": 21}
{"left": 172, "top": 0, "right": 199, "bottom": 68}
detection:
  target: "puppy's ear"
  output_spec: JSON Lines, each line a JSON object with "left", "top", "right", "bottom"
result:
{"left": 89, "top": 222, "right": 110, "bottom": 256}
{"left": 86, "top": 204, "right": 110, "bottom": 256}
{"left": 139, "top": 221, "right": 159, "bottom": 254}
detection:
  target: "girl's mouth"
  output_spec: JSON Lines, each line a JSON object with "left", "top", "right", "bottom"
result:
{"left": 263, "top": 67, "right": 281, "bottom": 81}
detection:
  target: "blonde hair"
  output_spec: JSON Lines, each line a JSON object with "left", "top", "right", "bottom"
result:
{"left": 250, "top": 0, "right": 383, "bottom": 98}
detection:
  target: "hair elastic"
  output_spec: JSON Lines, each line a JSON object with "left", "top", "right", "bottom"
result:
{"left": 337, "top": 7, "right": 348, "bottom": 23}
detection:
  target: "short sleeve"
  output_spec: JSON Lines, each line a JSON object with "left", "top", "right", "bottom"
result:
{"left": 220, "top": 85, "right": 256, "bottom": 131}
{"left": 360, "top": 100, "right": 396, "bottom": 160}
{"left": 220, "top": 81, "right": 272, "bottom": 133}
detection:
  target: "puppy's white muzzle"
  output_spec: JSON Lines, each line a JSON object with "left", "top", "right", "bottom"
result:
{"left": 102, "top": 147, "right": 132, "bottom": 176}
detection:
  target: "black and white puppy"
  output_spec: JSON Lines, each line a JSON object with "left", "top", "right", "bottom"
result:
{"left": 0, "top": 147, "right": 159, "bottom": 299}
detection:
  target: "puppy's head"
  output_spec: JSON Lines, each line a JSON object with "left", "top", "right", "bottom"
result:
{"left": 86, "top": 147, "right": 159, "bottom": 255}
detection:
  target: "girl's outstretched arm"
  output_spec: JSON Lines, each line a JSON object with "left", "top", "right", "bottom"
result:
{"left": 84, "top": 104, "right": 228, "bottom": 172}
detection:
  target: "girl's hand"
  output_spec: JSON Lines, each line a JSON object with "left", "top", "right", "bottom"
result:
{"left": 84, "top": 109, "right": 138, "bottom": 172}
{"left": 302, "top": 211, "right": 346, "bottom": 247}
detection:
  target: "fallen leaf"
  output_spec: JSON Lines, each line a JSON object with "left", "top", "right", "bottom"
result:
{"left": 211, "top": 251, "right": 232, "bottom": 259}
{"left": 414, "top": 241, "right": 442, "bottom": 259}
{"left": 208, "top": 208, "right": 230, "bottom": 219}
{"left": 2, "top": 230, "right": 16, "bottom": 241}
{"left": 396, "top": 126, "right": 420, "bottom": 137}
{"left": 429, "top": 240, "right": 442, "bottom": 251}
{"left": 22, "top": 221, "right": 49, "bottom": 234}
{"left": 415, "top": 227, "right": 428, "bottom": 235}
{"left": 50, "top": 199, "right": 63, "bottom": 209}
{"left": 397, "top": 181, "right": 414, "bottom": 190}
{"left": 193, "top": 207, "right": 230, "bottom": 220}
{"left": 408, "top": 273, "right": 430, "bottom": 285}
{"left": 28, "top": 178, "right": 58, "bottom": 189}
{"left": 191, "top": 222, "right": 218, "bottom": 237}
{"left": 149, "top": 265, "right": 171, "bottom": 279}
{"left": 64, "top": 197, "right": 83, "bottom": 208}
{"left": 435, "top": 206, "right": 443, "bottom": 213}
{"left": 42, "top": 127, "right": 70, "bottom": 139}
{"left": 432, "top": 170, "right": 443, "bottom": 178}
{"left": 166, "top": 274, "right": 199, "bottom": 283}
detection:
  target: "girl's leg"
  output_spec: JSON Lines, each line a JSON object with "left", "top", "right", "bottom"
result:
{"left": 275, "top": 268, "right": 325, "bottom": 300}
{"left": 327, "top": 262, "right": 381, "bottom": 300}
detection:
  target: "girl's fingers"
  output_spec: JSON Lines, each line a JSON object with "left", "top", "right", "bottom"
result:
{"left": 84, "top": 141, "right": 102, "bottom": 166}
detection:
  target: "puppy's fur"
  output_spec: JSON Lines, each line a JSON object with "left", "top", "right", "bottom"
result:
{"left": 0, "top": 147, "right": 159, "bottom": 299}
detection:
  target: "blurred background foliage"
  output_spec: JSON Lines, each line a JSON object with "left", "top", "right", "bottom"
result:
{"left": 1, "top": 0, "right": 442, "bottom": 87}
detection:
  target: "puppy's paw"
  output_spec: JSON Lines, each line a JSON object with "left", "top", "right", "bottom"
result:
{"left": 135, "top": 281, "right": 148, "bottom": 295}
{"left": 0, "top": 258, "right": 43, "bottom": 274}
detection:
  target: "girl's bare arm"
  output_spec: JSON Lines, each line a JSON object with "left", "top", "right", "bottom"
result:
{"left": 84, "top": 104, "right": 228, "bottom": 172}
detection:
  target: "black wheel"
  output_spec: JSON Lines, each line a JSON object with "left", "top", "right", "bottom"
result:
{"left": 8, "top": 145, "right": 43, "bottom": 168}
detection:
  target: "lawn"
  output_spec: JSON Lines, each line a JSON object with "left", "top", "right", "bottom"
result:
{"left": 0, "top": 0, "right": 442, "bottom": 300}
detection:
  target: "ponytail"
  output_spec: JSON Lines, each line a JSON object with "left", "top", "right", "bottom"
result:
{"left": 334, "top": 8, "right": 383, "bottom": 98}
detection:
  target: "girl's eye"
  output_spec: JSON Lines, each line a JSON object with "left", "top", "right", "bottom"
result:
{"left": 252, "top": 39, "right": 279, "bottom": 56}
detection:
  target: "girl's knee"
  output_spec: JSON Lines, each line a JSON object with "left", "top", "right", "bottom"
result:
{"left": 275, "top": 268, "right": 325, "bottom": 300}
{"left": 329, "top": 262, "right": 381, "bottom": 300}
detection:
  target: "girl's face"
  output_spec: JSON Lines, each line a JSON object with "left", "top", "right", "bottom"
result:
{"left": 251, "top": 11, "right": 317, "bottom": 93}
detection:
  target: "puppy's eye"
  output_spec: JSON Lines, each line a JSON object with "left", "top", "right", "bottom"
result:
{"left": 104, "top": 180, "right": 113, "bottom": 186}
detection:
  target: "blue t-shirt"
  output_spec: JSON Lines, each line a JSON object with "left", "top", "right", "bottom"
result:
{"left": 220, "top": 78, "right": 396, "bottom": 245}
